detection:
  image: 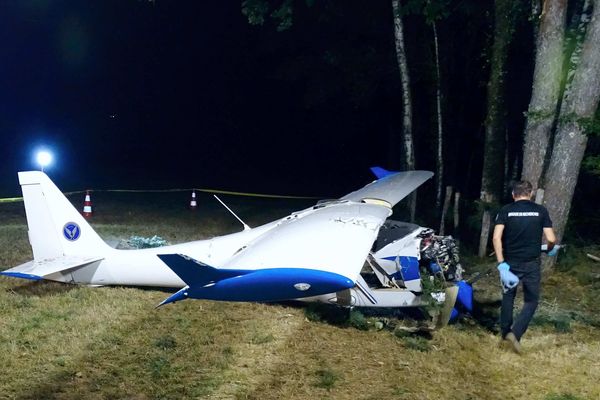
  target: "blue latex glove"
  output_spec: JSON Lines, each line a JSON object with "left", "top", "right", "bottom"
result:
{"left": 541, "top": 244, "right": 562, "bottom": 256}
{"left": 497, "top": 262, "right": 519, "bottom": 292}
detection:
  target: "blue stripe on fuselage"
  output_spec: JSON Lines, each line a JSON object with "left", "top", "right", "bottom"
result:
{"left": 184, "top": 268, "right": 354, "bottom": 302}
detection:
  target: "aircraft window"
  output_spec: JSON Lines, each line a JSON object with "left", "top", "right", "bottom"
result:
{"left": 371, "top": 220, "right": 421, "bottom": 252}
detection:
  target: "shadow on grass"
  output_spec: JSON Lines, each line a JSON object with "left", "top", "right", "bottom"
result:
{"left": 6, "top": 279, "right": 181, "bottom": 299}
{"left": 7, "top": 280, "right": 78, "bottom": 297}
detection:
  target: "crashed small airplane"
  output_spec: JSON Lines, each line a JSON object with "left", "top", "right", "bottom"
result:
{"left": 1, "top": 168, "right": 471, "bottom": 326}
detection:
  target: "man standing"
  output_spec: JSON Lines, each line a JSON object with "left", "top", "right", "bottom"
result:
{"left": 492, "top": 181, "right": 557, "bottom": 353}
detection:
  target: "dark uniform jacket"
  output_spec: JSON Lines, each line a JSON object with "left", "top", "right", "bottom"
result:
{"left": 495, "top": 200, "right": 553, "bottom": 263}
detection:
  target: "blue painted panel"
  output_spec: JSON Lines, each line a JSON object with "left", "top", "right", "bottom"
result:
{"left": 157, "top": 287, "right": 189, "bottom": 307}
{"left": 450, "top": 308, "right": 459, "bottom": 321}
{"left": 157, "top": 253, "right": 356, "bottom": 304}
{"left": 185, "top": 268, "right": 354, "bottom": 302}
{"left": 383, "top": 256, "right": 420, "bottom": 281}
{"left": 448, "top": 282, "right": 473, "bottom": 320}
{"left": 456, "top": 281, "right": 473, "bottom": 312}
{"left": 0, "top": 271, "right": 43, "bottom": 281}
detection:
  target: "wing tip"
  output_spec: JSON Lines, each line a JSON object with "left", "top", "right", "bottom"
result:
{"left": 370, "top": 166, "right": 397, "bottom": 179}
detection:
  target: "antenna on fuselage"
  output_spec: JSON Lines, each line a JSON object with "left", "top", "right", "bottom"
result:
{"left": 213, "top": 195, "right": 251, "bottom": 231}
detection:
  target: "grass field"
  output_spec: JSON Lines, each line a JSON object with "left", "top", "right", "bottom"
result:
{"left": 1, "top": 192, "right": 599, "bottom": 400}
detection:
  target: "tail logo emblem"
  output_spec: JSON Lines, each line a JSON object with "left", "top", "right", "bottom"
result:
{"left": 63, "top": 222, "right": 81, "bottom": 241}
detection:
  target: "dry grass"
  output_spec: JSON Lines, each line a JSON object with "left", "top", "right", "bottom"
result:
{"left": 1, "top": 193, "right": 599, "bottom": 400}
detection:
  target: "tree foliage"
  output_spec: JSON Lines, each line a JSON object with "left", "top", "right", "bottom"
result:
{"left": 582, "top": 155, "right": 600, "bottom": 176}
{"left": 402, "top": 0, "right": 450, "bottom": 23}
{"left": 242, "top": 0, "right": 306, "bottom": 31}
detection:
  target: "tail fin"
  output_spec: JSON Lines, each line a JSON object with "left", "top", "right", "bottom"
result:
{"left": 18, "top": 171, "right": 109, "bottom": 260}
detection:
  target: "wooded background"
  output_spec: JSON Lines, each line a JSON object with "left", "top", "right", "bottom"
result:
{"left": 242, "top": 0, "right": 600, "bottom": 261}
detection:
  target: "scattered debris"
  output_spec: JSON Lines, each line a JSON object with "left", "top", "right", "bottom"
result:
{"left": 127, "top": 235, "right": 169, "bottom": 249}
{"left": 586, "top": 253, "right": 600, "bottom": 262}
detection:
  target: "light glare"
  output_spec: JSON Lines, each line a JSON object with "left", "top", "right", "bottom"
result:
{"left": 36, "top": 151, "right": 53, "bottom": 169}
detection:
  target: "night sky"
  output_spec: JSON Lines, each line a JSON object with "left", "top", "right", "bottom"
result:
{"left": 1, "top": 0, "right": 409, "bottom": 197}
{"left": 2, "top": 1, "right": 599, "bottom": 241}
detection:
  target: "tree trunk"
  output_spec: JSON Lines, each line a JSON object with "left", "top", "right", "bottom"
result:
{"left": 521, "top": 0, "right": 567, "bottom": 190}
{"left": 543, "top": 2, "right": 600, "bottom": 247}
{"left": 504, "top": 151, "right": 520, "bottom": 198}
{"left": 478, "top": 0, "right": 518, "bottom": 257}
{"left": 453, "top": 191, "right": 460, "bottom": 234}
{"left": 439, "top": 185, "right": 453, "bottom": 235}
{"left": 479, "top": 193, "right": 494, "bottom": 258}
{"left": 392, "top": 0, "right": 417, "bottom": 222}
{"left": 433, "top": 21, "right": 444, "bottom": 212}
{"left": 503, "top": 129, "right": 509, "bottom": 196}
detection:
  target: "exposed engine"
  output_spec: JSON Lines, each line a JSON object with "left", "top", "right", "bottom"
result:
{"left": 368, "top": 220, "right": 463, "bottom": 293}
{"left": 417, "top": 228, "right": 463, "bottom": 282}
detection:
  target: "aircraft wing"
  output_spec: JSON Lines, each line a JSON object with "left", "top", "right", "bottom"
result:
{"left": 1, "top": 255, "right": 104, "bottom": 281}
{"left": 215, "top": 169, "right": 433, "bottom": 288}
{"left": 341, "top": 170, "right": 433, "bottom": 207}
{"left": 156, "top": 168, "right": 433, "bottom": 306}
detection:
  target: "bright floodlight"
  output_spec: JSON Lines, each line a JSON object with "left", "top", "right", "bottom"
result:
{"left": 36, "top": 150, "right": 53, "bottom": 171}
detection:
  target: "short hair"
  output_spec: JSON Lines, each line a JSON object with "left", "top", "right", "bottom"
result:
{"left": 512, "top": 180, "right": 533, "bottom": 198}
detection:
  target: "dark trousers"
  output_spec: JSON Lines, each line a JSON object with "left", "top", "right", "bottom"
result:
{"left": 500, "top": 259, "right": 541, "bottom": 341}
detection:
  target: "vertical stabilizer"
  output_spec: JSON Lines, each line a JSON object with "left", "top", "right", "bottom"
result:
{"left": 18, "top": 171, "right": 110, "bottom": 260}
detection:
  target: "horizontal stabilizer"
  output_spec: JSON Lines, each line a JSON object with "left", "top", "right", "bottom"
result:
{"left": 1, "top": 255, "right": 104, "bottom": 281}
{"left": 157, "top": 254, "right": 250, "bottom": 287}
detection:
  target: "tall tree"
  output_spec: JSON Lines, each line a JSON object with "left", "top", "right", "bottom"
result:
{"left": 403, "top": 0, "right": 449, "bottom": 216}
{"left": 543, "top": 1, "right": 600, "bottom": 246}
{"left": 521, "top": 0, "right": 567, "bottom": 190}
{"left": 478, "top": 0, "right": 520, "bottom": 257}
{"left": 432, "top": 19, "right": 444, "bottom": 211}
{"left": 392, "top": 0, "right": 417, "bottom": 221}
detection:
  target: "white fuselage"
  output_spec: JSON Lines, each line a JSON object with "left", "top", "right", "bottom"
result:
{"left": 64, "top": 220, "right": 279, "bottom": 287}
{"left": 62, "top": 201, "right": 389, "bottom": 288}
